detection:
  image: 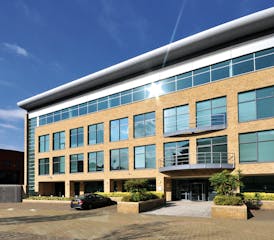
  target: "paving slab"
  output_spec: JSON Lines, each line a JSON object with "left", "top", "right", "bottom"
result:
{"left": 144, "top": 201, "right": 212, "bottom": 218}
{"left": 0, "top": 202, "right": 274, "bottom": 240}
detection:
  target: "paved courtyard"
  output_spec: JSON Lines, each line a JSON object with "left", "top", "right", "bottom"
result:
{"left": 0, "top": 202, "right": 274, "bottom": 240}
{"left": 144, "top": 201, "right": 212, "bottom": 218}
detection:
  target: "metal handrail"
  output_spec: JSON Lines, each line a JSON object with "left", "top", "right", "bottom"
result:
{"left": 159, "top": 152, "right": 235, "bottom": 168}
{"left": 196, "top": 152, "right": 235, "bottom": 167}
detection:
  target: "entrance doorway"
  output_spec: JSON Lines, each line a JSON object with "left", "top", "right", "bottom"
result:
{"left": 74, "top": 182, "right": 80, "bottom": 196}
{"left": 172, "top": 179, "right": 213, "bottom": 201}
{"left": 54, "top": 182, "right": 65, "bottom": 197}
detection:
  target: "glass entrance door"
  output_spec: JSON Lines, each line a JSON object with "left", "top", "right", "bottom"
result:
{"left": 191, "top": 183, "right": 205, "bottom": 201}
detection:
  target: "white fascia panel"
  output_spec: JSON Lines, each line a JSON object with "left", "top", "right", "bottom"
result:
{"left": 29, "top": 34, "right": 274, "bottom": 120}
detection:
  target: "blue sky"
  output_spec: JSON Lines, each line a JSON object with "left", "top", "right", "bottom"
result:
{"left": 0, "top": 0, "right": 273, "bottom": 151}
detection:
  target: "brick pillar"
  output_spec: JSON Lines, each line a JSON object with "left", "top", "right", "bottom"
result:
{"left": 104, "top": 179, "right": 111, "bottom": 193}
{"left": 65, "top": 180, "right": 71, "bottom": 198}
{"left": 80, "top": 182, "right": 85, "bottom": 195}
{"left": 164, "top": 177, "right": 172, "bottom": 201}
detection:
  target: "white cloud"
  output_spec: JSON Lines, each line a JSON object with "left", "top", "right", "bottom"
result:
{"left": 3, "top": 43, "right": 29, "bottom": 57}
{"left": 0, "top": 109, "right": 25, "bottom": 121}
{"left": 0, "top": 123, "right": 20, "bottom": 130}
{"left": 0, "top": 80, "right": 15, "bottom": 87}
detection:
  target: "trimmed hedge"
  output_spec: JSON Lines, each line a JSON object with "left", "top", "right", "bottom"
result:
{"left": 243, "top": 192, "right": 274, "bottom": 201}
{"left": 26, "top": 196, "right": 71, "bottom": 201}
{"left": 214, "top": 195, "right": 243, "bottom": 206}
{"left": 122, "top": 192, "right": 159, "bottom": 202}
{"left": 96, "top": 191, "right": 164, "bottom": 200}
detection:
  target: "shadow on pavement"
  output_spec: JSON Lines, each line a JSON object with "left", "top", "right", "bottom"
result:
{"left": 94, "top": 221, "right": 169, "bottom": 240}
{"left": 0, "top": 207, "right": 114, "bottom": 225}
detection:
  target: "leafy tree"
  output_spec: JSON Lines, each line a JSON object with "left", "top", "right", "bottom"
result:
{"left": 124, "top": 179, "right": 148, "bottom": 193}
{"left": 209, "top": 170, "right": 243, "bottom": 196}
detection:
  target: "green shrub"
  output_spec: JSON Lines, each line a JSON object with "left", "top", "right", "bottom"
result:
{"left": 121, "top": 195, "right": 131, "bottom": 202}
{"left": 26, "top": 196, "right": 71, "bottom": 201}
{"left": 243, "top": 192, "right": 262, "bottom": 209}
{"left": 209, "top": 170, "right": 243, "bottom": 196}
{"left": 124, "top": 179, "right": 148, "bottom": 193}
{"left": 214, "top": 195, "right": 243, "bottom": 206}
{"left": 243, "top": 192, "right": 274, "bottom": 203}
{"left": 121, "top": 192, "right": 160, "bottom": 202}
{"left": 95, "top": 192, "right": 131, "bottom": 198}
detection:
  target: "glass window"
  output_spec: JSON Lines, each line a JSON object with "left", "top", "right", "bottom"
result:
{"left": 121, "top": 90, "right": 132, "bottom": 105}
{"left": 164, "top": 141, "right": 189, "bottom": 166}
{"left": 88, "top": 123, "right": 104, "bottom": 145}
{"left": 255, "top": 47, "right": 274, "bottom": 70}
{"left": 134, "top": 112, "right": 155, "bottom": 138}
{"left": 161, "top": 77, "right": 176, "bottom": 94}
{"left": 54, "top": 111, "right": 61, "bottom": 122}
{"left": 61, "top": 109, "right": 69, "bottom": 120}
{"left": 197, "top": 136, "right": 227, "bottom": 164}
{"left": 39, "top": 115, "right": 47, "bottom": 126}
{"left": 70, "top": 153, "right": 84, "bottom": 173}
{"left": 164, "top": 105, "right": 189, "bottom": 133}
{"left": 110, "top": 148, "right": 128, "bottom": 170}
{"left": 176, "top": 72, "right": 192, "bottom": 90}
{"left": 240, "top": 130, "right": 274, "bottom": 163}
{"left": 98, "top": 97, "right": 108, "bottom": 111}
{"left": 79, "top": 103, "right": 87, "bottom": 115}
{"left": 196, "top": 97, "right": 226, "bottom": 127}
{"left": 39, "top": 134, "right": 49, "bottom": 153}
{"left": 238, "top": 101, "right": 256, "bottom": 122}
{"left": 53, "top": 156, "right": 65, "bottom": 174}
{"left": 88, "top": 100, "right": 97, "bottom": 113}
{"left": 238, "top": 86, "right": 274, "bottom": 122}
{"left": 134, "top": 145, "right": 156, "bottom": 169}
{"left": 109, "top": 93, "right": 120, "bottom": 108}
{"left": 47, "top": 113, "right": 53, "bottom": 124}
{"left": 88, "top": 151, "right": 104, "bottom": 172}
{"left": 110, "top": 118, "right": 128, "bottom": 142}
{"left": 232, "top": 54, "right": 254, "bottom": 76}
{"left": 70, "top": 127, "right": 84, "bottom": 148}
{"left": 70, "top": 106, "right": 79, "bottom": 117}
{"left": 53, "top": 131, "right": 65, "bottom": 150}
{"left": 39, "top": 158, "right": 49, "bottom": 175}
{"left": 133, "top": 86, "right": 145, "bottom": 101}
{"left": 193, "top": 67, "right": 210, "bottom": 86}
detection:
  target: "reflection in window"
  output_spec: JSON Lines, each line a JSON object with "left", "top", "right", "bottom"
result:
{"left": 164, "top": 141, "right": 189, "bottom": 166}
{"left": 238, "top": 86, "right": 274, "bottom": 122}
{"left": 39, "top": 134, "right": 50, "bottom": 152}
{"left": 53, "top": 156, "right": 65, "bottom": 174}
{"left": 53, "top": 131, "right": 65, "bottom": 150}
{"left": 134, "top": 112, "right": 155, "bottom": 138}
{"left": 70, "top": 127, "right": 84, "bottom": 148}
{"left": 196, "top": 97, "right": 226, "bottom": 127}
{"left": 110, "top": 148, "right": 128, "bottom": 170}
{"left": 70, "top": 154, "right": 84, "bottom": 173}
{"left": 88, "top": 123, "right": 104, "bottom": 145}
{"left": 164, "top": 105, "right": 189, "bottom": 133}
{"left": 239, "top": 130, "right": 274, "bottom": 163}
{"left": 197, "top": 136, "right": 227, "bottom": 164}
{"left": 88, "top": 151, "right": 104, "bottom": 172}
{"left": 134, "top": 145, "right": 156, "bottom": 169}
{"left": 39, "top": 158, "right": 49, "bottom": 175}
{"left": 110, "top": 118, "right": 128, "bottom": 142}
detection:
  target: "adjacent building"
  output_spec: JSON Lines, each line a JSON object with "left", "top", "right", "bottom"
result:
{"left": 18, "top": 8, "right": 274, "bottom": 200}
{"left": 0, "top": 149, "right": 24, "bottom": 185}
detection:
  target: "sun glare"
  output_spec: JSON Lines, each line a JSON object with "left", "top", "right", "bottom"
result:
{"left": 148, "top": 83, "right": 163, "bottom": 98}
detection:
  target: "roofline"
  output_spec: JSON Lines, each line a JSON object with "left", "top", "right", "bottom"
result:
{"left": 18, "top": 7, "right": 274, "bottom": 111}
